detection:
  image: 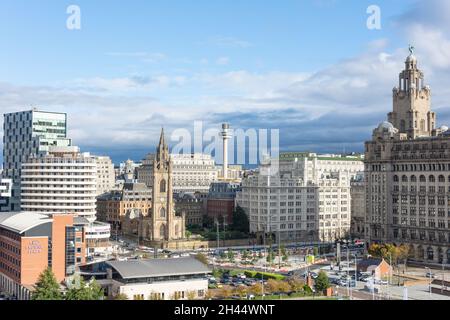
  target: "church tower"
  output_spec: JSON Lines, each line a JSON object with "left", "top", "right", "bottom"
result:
{"left": 388, "top": 46, "right": 436, "bottom": 139}
{"left": 150, "top": 128, "right": 185, "bottom": 242}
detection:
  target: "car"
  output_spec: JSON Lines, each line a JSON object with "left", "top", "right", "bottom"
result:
{"left": 237, "top": 273, "right": 247, "bottom": 279}
{"left": 338, "top": 280, "right": 347, "bottom": 287}
{"left": 426, "top": 272, "right": 436, "bottom": 279}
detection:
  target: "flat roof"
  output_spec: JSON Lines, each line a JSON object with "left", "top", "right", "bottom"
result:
{"left": 106, "top": 257, "right": 211, "bottom": 279}
{"left": 0, "top": 212, "right": 52, "bottom": 234}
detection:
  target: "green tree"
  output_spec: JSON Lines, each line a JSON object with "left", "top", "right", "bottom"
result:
{"left": 314, "top": 271, "right": 330, "bottom": 292}
{"left": 227, "top": 250, "right": 235, "bottom": 263}
{"left": 32, "top": 267, "right": 63, "bottom": 300}
{"left": 202, "top": 215, "right": 214, "bottom": 229}
{"left": 266, "top": 249, "right": 275, "bottom": 264}
{"left": 313, "top": 247, "right": 319, "bottom": 257}
{"left": 65, "top": 277, "right": 104, "bottom": 300}
{"left": 232, "top": 206, "right": 249, "bottom": 233}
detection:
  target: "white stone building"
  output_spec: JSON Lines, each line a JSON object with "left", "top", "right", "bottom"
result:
{"left": 237, "top": 153, "right": 360, "bottom": 243}
{"left": 137, "top": 153, "right": 218, "bottom": 193}
{"left": 20, "top": 146, "right": 98, "bottom": 222}
{"left": 94, "top": 156, "right": 115, "bottom": 196}
{"left": 365, "top": 49, "right": 450, "bottom": 265}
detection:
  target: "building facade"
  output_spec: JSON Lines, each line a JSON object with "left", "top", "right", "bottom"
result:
{"left": 94, "top": 156, "right": 115, "bottom": 196}
{"left": 137, "top": 153, "right": 218, "bottom": 193}
{"left": 2, "top": 109, "right": 72, "bottom": 211}
{"left": 350, "top": 173, "right": 366, "bottom": 239}
{"left": 0, "top": 212, "right": 86, "bottom": 300}
{"left": 97, "top": 182, "right": 152, "bottom": 233}
{"left": 174, "top": 193, "right": 205, "bottom": 227}
{"left": 237, "top": 158, "right": 353, "bottom": 243}
{"left": 365, "top": 49, "right": 450, "bottom": 264}
{"left": 80, "top": 257, "right": 211, "bottom": 300}
{"left": 20, "top": 146, "right": 98, "bottom": 222}
{"left": 206, "top": 182, "right": 241, "bottom": 225}
{"left": 0, "top": 178, "right": 12, "bottom": 208}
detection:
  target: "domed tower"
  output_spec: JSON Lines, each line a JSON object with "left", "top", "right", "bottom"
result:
{"left": 388, "top": 46, "right": 436, "bottom": 139}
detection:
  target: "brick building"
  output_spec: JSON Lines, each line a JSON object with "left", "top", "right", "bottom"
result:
{"left": 0, "top": 212, "right": 86, "bottom": 300}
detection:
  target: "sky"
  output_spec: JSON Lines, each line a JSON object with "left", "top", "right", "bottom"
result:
{"left": 1, "top": 0, "right": 450, "bottom": 165}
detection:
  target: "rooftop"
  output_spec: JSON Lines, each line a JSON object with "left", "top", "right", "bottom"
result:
{"left": 106, "top": 257, "right": 211, "bottom": 279}
{"left": 0, "top": 211, "right": 52, "bottom": 234}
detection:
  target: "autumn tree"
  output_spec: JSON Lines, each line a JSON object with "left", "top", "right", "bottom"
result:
{"left": 288, "top": 277, "right": 305, "bottom": 293}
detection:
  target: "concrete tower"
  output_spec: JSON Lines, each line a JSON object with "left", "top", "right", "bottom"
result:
{"left": 220, "top": 123, "right": 232, "bottom": 179}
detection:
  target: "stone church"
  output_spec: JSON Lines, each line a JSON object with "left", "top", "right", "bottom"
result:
{"left": 124, "top": 129, "right": 186, "bottom": 248}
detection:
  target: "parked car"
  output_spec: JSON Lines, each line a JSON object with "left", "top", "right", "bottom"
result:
{"left": 426, "top": 272, "right": 435, "bottom": 279}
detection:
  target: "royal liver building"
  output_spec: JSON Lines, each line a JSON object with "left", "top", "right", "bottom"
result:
{"left": 365, "top": 47, "right": 450, "bottom": 265}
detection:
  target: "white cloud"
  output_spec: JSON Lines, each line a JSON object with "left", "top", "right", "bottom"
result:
{"left": 216, "top": 57, "right": 230, "bottom": 65}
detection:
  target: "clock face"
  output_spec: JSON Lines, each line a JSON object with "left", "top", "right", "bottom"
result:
{"left": 160, "top": 197, "right": 165, "bottom": 203}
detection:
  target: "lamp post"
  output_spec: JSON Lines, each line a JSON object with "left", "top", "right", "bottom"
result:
{"left": 425, "top": 267, "right": 432, "bottom": 298}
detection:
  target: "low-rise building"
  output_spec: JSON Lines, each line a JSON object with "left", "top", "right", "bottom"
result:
{"left": 96, "top": 182, "right": 152, "bottom": 233}
{"left": 81, "top": 257, "right": 211, "bottom": 300}
{"left": 206, "top": 182, "right": 241, "bottom": 225}
{"left": 174, "top": 193, "right": 206, "bottom": 227}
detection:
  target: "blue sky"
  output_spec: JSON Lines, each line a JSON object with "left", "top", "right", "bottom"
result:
{"left": 1, "top": 0, "right": 450, "bottom": 164}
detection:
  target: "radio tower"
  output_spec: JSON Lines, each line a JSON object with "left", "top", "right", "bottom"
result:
{"left": 220, "top": 123, "right": 232, "bottom": 180}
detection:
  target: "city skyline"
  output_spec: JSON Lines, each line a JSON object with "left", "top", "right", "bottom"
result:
{"left": 2, "top": 0, "right": 450, "bottom": 164}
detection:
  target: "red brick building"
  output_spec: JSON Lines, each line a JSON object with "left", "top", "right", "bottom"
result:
{"left": 0, "top": 212, "right": 86, "bottom": 300}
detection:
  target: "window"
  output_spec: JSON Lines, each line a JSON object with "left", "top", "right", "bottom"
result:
{"left": 160, "top": 207, "right": 166, "bottom": 218}
{"left": 160, "top": 179, "right": 166, "bottom": 193}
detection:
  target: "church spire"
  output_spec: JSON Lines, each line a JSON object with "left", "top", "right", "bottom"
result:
{"left": 156, "top": 127, "right": 169, "bottom": 164}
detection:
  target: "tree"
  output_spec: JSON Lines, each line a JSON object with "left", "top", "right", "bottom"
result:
{"left": 314, "top": 271, "right": 330, "bottom": 292}
{"left": 266, "top": 249, "right": 275, "bottom": 264}
{"left": 32, "top": 267, "right": 63, "bottom": 300}
{"left": 219, "top": 287, "right": 232, "bottom": 299}
{"left": 195, "top": 253, "right": 209, "bottom": 265}
{"left": 227, "top": 250, "right": 235, "bottom": 263}
{"left": 186, "top": 291, "right": 197, "bottom": 300}
{"left": 65, "top": 277, "right": 104, "bottom": 300}
{"left": 202, "top": 215, "right": 214, "bottom": 229}
{"left": 234, "top": 286, "right": 248, "bottom": 299}
{"left": 277, "top": 281, "right": 291, "bottom": 294}
{"left": 313, "top": 247, "right": 319, "bottom": 257}
{"left": 288, "top": 277, "right": 305, "bottom": 293}
{"left": 249, "top": 283, "right": 263, "bottom": 296}
{"left": 266, "top": 279, "right": 281, "bottom": 293}
{"left": 185, "top": 230, "right": 192, "bottom": 239}
{"left": 232, "top": 206, "right": 249, "bottom": 233}
{"left": 114, "top": 293, "right": 129, "bottom": 300}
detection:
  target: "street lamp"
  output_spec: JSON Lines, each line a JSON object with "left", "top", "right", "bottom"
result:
{"left": 425, "top": 267, "right": 432, "bottom": 298}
